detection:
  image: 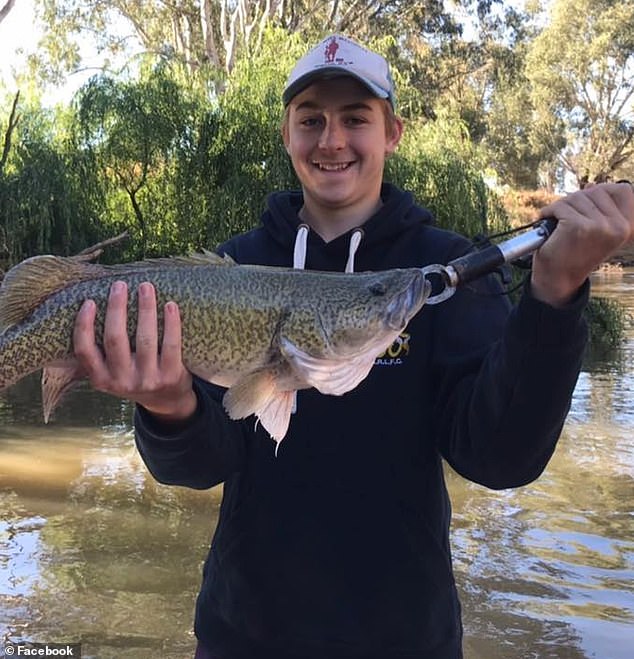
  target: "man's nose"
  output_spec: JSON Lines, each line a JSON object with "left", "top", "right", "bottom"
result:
{"left": 318, "top": 121, "right": 346, "bottom": 150}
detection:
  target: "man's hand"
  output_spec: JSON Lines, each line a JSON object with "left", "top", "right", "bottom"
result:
{"left": 532, "top": 182, "right": 634, "bottom": 307}
{"left": 73, "top": 280, "right": 197, "bottom": 422}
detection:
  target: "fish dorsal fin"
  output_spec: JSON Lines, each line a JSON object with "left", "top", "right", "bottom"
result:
{"left": 127, "top": 250, "right": 236, "bottom": 268}
{"left": 0, "top": 255, "right": 109, "bottom": 331}
{"left": 0, "top": 251, "right": 234, "bottom": 332}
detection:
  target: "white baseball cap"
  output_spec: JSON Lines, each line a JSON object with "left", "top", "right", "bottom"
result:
{"left": 283, "top": 34, "right": 396, "bottom": 108}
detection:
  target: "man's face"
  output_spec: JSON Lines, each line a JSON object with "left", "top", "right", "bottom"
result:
{"left": 282, "top": 77, "right": 402, "bottom": 223}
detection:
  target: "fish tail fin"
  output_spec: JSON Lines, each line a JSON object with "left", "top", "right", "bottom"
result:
{"left": 0, "top": 255, "right": 107, "bottom": 332}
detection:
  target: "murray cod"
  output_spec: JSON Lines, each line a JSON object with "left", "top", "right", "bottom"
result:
{"left": 0, "top": 252, "right": 430, "bottom": 442}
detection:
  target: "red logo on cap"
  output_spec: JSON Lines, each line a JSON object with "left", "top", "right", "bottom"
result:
{"left": 324, "top": 37, "right": 339, "bottom": 63}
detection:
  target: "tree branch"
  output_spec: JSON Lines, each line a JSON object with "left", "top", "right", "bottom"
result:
{"left": 0, "top": 90, "right": 20, "bottom": 175}
{"left": 75, "top": 231, "right": 130, "bottom": 261}
{"left": 0, "top": 0, "right": 16, "bottom": 24}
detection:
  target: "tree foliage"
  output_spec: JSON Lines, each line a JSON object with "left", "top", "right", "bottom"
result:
{"left": 0, "top": 24, "right": 513, "bottom": 267}
{"left": 2, "top": 0, "right": 634, "bottom": 270}
{"left": 0, "top": 100, "right": 104, "bottom": 265}
{"left": 526, "top": 0, "right": 634, "bottom": 187}
{"left": 74, "top": 66, "right": 206, "bottom": 257}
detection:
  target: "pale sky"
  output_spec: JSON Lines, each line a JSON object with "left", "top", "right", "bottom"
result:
{"left": 0, "top": 0, "right": 113, "bottom": 105}
{"left": 0, "top": 0, "right": 40, "bottom": 89}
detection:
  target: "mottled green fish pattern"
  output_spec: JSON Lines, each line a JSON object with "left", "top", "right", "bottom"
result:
{"left": 0, "top": 252, "right": 429, "bottom": 442}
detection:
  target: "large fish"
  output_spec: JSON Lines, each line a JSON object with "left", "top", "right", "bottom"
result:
{"left": 0, "top": 252, "right": 430, "bottom": 442}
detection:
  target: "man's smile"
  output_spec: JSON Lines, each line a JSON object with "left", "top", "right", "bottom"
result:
{"left": 313, "top": 161, "right": 354, "bottom": 171}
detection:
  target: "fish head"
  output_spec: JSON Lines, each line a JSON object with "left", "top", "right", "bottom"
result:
{"left": 324, "top": 268, "right": 431, "bottom": 353}
{"left": 279, "top": 268, "right": 431, "bottom": 399}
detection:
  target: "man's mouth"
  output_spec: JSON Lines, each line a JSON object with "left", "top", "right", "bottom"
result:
{"left": 313, "top": 161, "right": 354, "bottom": 171}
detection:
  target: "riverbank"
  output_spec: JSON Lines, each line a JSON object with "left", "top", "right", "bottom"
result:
{"left": 501, "top": 189, "right": 634, "bottom": 267}
{"left": 613, "top": 243, "right": 634, "bottom": 267}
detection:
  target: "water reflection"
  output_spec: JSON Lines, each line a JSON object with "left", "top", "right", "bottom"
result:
{"left": 1, "top": 414, "right": 220, "bottom": 658}
{"left": 454, "top": 269, "right": 634, "bottom": 659}
{"left": 1, "top": 271, "right": 633, "bottom": 658}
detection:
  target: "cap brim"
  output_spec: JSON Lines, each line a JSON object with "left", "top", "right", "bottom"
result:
{"left": 283, "top": 68, "right": 390, "bottom": 106}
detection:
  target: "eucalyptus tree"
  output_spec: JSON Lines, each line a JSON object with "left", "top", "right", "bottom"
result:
{"left": 475, "top": 4, "right": 558, "bottom": 190}
{"left": 526, "top": 0, "right": 634, "bottom": 188}
{"left": 31, "top": 1, "right": 503, "bottom": 100}
{"left": 34, "top": 0, "right": 285, "bottom": 92}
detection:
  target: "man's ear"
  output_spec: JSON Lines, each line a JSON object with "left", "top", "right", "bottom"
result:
{"left": 281, "top": 122, "right": 291, "bottom": 154}
{"left": 386, "top": 117, "right": 404, "bottom": 156}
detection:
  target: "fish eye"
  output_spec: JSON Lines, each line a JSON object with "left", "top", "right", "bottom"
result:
{"left": 369, "top": 282, "right": 386, "bottom": 296}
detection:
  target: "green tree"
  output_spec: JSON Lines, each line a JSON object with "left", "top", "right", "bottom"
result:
{"left": 526, "top": 0, "right": 634, "bottom": 188}
{"left": 34, "top": 0, "right": 286, "bottom": 90}
{"left": 0, "top": 96, "right": 104, "bottom": 265}
{"left": 192, "top": 28, "right": 302, "bottom": 247}
{"left": 73, "top": 65, "right": 207, "bottom": 258}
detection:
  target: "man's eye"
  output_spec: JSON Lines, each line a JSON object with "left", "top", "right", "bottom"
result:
{"left": 300, "top": 118, "right": 321, "bottom": 127}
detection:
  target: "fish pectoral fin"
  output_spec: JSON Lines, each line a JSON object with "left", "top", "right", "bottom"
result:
{"left": 222, "top": 370, "right": 294, "bottom": 442}
{"left": 42, "top": 363, "right": 85, "bottom": 423}
{"left": 281, "top": 338, "right": 377, "bottom": 396}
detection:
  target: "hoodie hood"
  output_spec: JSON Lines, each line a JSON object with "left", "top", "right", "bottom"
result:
{"left": 263, "top": 183, "right": 435, "bottom": 259}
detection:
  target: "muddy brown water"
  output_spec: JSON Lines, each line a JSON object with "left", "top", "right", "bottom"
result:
{"left": 1, "top": 271, "right": 633, "bottom": 658}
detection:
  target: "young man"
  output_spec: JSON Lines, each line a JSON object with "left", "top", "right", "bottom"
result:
{"left": 73, "top": 35, "right": 634, "bottom": 659}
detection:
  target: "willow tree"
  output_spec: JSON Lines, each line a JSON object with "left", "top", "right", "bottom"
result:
{"left": 0, "top": 97, "right": 104, "bottom": 265}
{"left": 526, "top": 0, "right": 634, "bottom": 187}
{"left": 74, "top": 67, "right": 208, "bottom": 258}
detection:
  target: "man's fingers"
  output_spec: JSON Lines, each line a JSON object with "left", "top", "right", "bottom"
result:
{"left": 135, "top": 282, "right": 159, "bottom": 374}
{"left": 607, "top": 182, "right": 634, "bottom": 242}
{"left": 73, "top": 299, "right": 97, "bottom": 355}
{"left": 540, "top": 183, "right": 632, "bottom": 244}
{"left": 73, "top": 299, "right": 108, "bottom": 382}
{"left": 103, "top": 281, "right": 133, "bottom": 374}
{"left": 159, "top": 301, "right": 185, "bottom": 376}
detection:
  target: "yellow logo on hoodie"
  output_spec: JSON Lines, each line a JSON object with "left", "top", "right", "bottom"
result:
{"left": 375, "top": 332, "right": 410, "bottom": 366}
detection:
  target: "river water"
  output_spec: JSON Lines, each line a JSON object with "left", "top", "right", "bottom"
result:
{"left": 1, "top": 271, "right": 633, "bottom": 659}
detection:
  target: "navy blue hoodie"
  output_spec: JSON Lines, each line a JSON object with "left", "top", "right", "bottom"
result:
{"left": 135, "top": 184, "right": 588, "bottom": 659}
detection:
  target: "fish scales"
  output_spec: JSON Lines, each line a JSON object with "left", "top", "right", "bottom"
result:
{"left": 0, "top": 252, "right": 430, "bottom": 442}
{"left": 1, "top": 266, "right": 285, "bottom": 384}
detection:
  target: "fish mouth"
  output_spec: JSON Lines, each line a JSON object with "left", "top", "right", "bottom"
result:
{"left": 385, "top": 273, "right": 430, "bottom": 330}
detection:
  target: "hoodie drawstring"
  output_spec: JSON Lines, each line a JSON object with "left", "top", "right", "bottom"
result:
{"left": 291, "top": 225, "right": 364, "bottom": 273}
{"left": 345, "top": 229, "right": 364, "bottom": 273}
{"left": 293, "top": 224, "right": 310, "bottom": 270}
